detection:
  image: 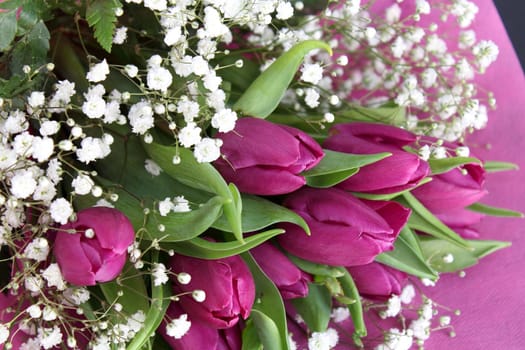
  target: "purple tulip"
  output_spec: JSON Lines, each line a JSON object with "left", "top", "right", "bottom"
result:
{"left": 347, "top": 262, "right": 407, "bottom": 301}
{"left": 170, "top": 254, "right": 255, "bottom": 329}
{"left": 214, "top": 117, "right": 324, "bottom": 195}
{"left": 278, "top": 188, "right": 410, "bottom": 266}
{"left": 323, "top": 122, "right": 430, "bottom": 194}
{"left": 250, "top": 242, "right": 311, "bottom": 299}
{"left": 160, "top": 303, "right": 241, "bottom": 350}
{"left": 53, "top": 207, "right": 135, "bottom": 286}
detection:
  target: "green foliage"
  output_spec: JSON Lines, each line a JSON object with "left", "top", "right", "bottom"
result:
{"left": 234, "top": 40, "right": 332, "bottom": 118}
{"left": 468, "top": 202, "right": 523, "bottom": 218}
{"left": 0, "top": 9, "right": 17, "bottom": 51}
{"left": 483, "top": 160, "right": 519, "bottom": 172}
{"left": 428, "top": 156, "right": 481, "bottom": 175}
{"left": 86, "top": 0, "right": 122, "bottom": 52}
{"left": 10, "top": 20, "right": 50, "bottom": 74}
{"left": 292, "top": 284, "right": 332, "bottom": 332}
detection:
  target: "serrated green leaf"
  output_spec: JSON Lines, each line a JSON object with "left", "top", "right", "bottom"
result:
{"left": 400, "top": 192, "right": 470, "bottom": 248}
{"left": 287, "top": 255, "right": 346, "bottom": 278}
{"left": 86, "top": 0, "right": 121, "bottom": 52}
{"left": 483, "top": 160, "right": 519, "bottom": 172}
{"left": 0, "top": 10, "right": 18, "bottom": 51}
{"left": 243, "top": 253, "right": 289, "bottom": 350}
{"left": 419, "top": 236, "right": 510, "bottom": 273}
{"left": 467, "top": 202, "right": 523, "bottom": 218}
{"left": 303, "top": 149, "right": 391, "bottom": 188}
{"left": 292, "top": 283, "right": 332, "bottom": 332}
{"left": 212, "top": 194, "right": 310, "bottom": 234}
{"left": 376, "top": 228, "right": 438, "bottom": 280}
{"left": 234, "top": 40, "right": 332, "bottom": 118}
{"left": 428, "top": 157, "right": 481, "bottom": 175}
{"left": 164, "top": 229, "right": 284, "bottom": 259}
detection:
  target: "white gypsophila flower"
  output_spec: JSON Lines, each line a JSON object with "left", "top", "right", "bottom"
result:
{"left": 39, "top": 120, "right": 60, "bottom": 136}
{"left": 11, "top": 169, "right": 37, "bottom": 199}
{"left": 76, "top": 137, "right": 111, "bottom": 163}
{"left": 459, "top": 30, "right": 476, "bottom": 49}
{"left": 82, "top": 94, "right": 106, "bottom": 119}
{"left": 46, "top": 158, "right": 62, "bottom": 184}
{"left": 300, "top": 63, "right": 323, "bottom": 84}
{"left": 42, "top": 263, "right": 67, "bottom": 290}
{"left": 178, "top": 122, "right": 202, "bottom": 148}
{"left": 145, "top": 159, "right": 162, "bottom": 176}
{"left": 166, "top": 314, "right": 191, "bottom": 339}
{"left": 177, "top": 272, "right": 191, "bottom": 285}
{"left": 172, "top": 55, "right": 193, "bottom": 77}
{"left": 38, "top": 325, "right": 62, "bottom": 349}
{"left": 330, "top": 307, "right": 350, "bottom": 323}
{"left": 49, "top": 198, "right": 73, "bottom": 225}
{"left": 410, "top": 318, "right": 431, "bottom": 341}
{"left": 13, "top": 131, "right": 33, "bottom": 155}
{"left": 158, "top": 197, "right": 173, "bottom": 216}
{"left": 113, "top": 26, "right": 128, "bottom": 44}
{"left": 203, "top": 71, "right": 222, "bottom": 92}
{"left": 198, "top": 38, "right": 217, "bottom": 59}
{"left": 147, "top": 66, "right": 173, "bottom": 92}
{"left": 191, "top": 55, "right": 209, "bottom": 76}
{"left": 385, "top": 3, "right": 401, "bottom": 24}
{"left": 193, "top": 137, "right": 221, "bottom": 163}
{"left": 104, "top": 100, "right": 123, "bottom": 124}
{"left": 456, "top": 146, "right": 470, "bottom": 157}
{"left": 95, "top": 198, "right": 114, "bottom": 208}
{"left": 473, "top": 40, "right": 499, "bottom": 71}
{"left": 152, "top": 263, "right": 169, "bottom": 286}
{"left": 192, "top": 289, "right": 206, "bottom": 302}
{"left": 308, "top": 328, "right": 339, "bottom": 350}
{"left": 125, "top": 64, "right": 139, "bottom": 78}
{"left": 28, "top": 91, "right": 46, "bottom": 108}
{"left": 0, "top": 227, "right": 8, "bottom": 247}
{"left": 304, "top": 88, "right": 320, "bottom": 108}
{"left": 432, "top": 146, "right": 447, "bottom": 159}
{"left": 50, "top": 80, "right": 76, "bottom": 108}
{"left": 211, "top": 108, "right": 237, "bottom": 133}
{"left": 375, "top": 329, "right": 413, "bottom": 350}
{"left": 25, "top": 275, "right": 44, "bottom": 292}
{"left": 0, "top": 144, "right": 17, "bottom": 170}
{"left": 173, "top": 196, "right": 191, "bottom": 212}
{"left": 455, "top": 58, "right": 474, "bottom": 80}
{"left": 164, "top": 26, "right": 182, "bottom": 46}
{"left": 177, "top": 97, "right": 200, "bottom": 122}
{"left": 72, "top": 174, "right": 94, "bottom": 195}
{"left": 207, "top": 89, "right": 226, "bottom": 110}
{"left": 86, "top": 59, "right": 110, "bottom": 83}
{"left": 144, "top": 0, "right": 167, "bottom": 11}
{"left": 276, "top": 1, "right": 294, "bottom": 20}
{"left": 391, "top": 36, "right": 407, "bottom": 58}
{"left": 416, "top": 0, "right": 431, "bottom": 14}
{"left": 128, "top": 101, "right": 154, "bottom": 135}
{"left": 42, "top": 306, "right": 57, "bottom": 321}
{"left": 63, "top": 287, "right": 90, "bottom": 305}
{"left": 382, "top": 295, "right": 402, "bottom": 319}
{"left": 400, "top": 284, "right": 416, "bottom": 304}
{"left": 32, "top": 137, "right": 54, "bottom": 162}
{"left": 27, "top": 304, "right": 42, "bottom": 319}
{"left": 20, "top": 337, "right": 40, "bottom": 350}
{"left": 23, "top": 237, "right": 49, "bottom": 261}
{"left": 0, "top": 324, "right": 9, "bottom": 344}
{"left": 203, "top": 6, "right": 230, "bottom": 39}
{"left": 127, "top": 310, "right": 146, "bottom": 333}
{"left": 1, "top": 109, "right": 27, "bottom": 134}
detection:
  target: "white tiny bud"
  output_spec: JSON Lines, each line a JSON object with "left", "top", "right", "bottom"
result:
{"left": 121, "top": 92, "right": 131, "bottom": 101}
{"left": 144, "top": 133, "right": 153, "bottom": 144}
{"left": 442, "top": 253, "right": 454, "bottom": 263}
{"left": 154, "top": 104, "right": 166, "bottom": 114}
{"left": 172, "top": 155, "right": 181, "bottom": 164}
{"left": 23, "top": 65, "right": 31, "bottom": 74}
{"left": 336, "top": 55, "right": 349, "bottom": 66}
{"left": 46, "top": 63, "right": 55, "bottom": 71}
{"left": 158, "top": 224, "right": 165, "bottom": 232}
{"left": 114, "top": 303, "right": 123, "bottom": 312}
{"left": 167, "top": 103, "right": 176, "bottom": 112}
{"left": 192, "top": 290, "right": 206, "bottom": 302}
{"left": 235, "top": 59, "right": 244, "bottom": 68}
{"left": 84, "top": 228, "right": 95, "bottom": 239}
{"left": 329, "top": 95, "right": 340, "bottom": 105}
{"left": 439, "top": 316, "right": 451, "bottom": 326}
{"left": 67, "top": 336, "right": 77, "bottom": 348}
{"left": 91, "top": 186, "right": 103, "bottom": 197}
{"left": 177, "top": 272, "right": 191, "bottom": 285}
{"left": 110, "top": 193, "right": 119, "bottom": 202}
{"left": 115, "top": 7, "right": 123, "bottom": 16}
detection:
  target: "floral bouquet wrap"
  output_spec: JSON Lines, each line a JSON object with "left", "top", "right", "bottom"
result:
{"left": 0, "top": 0, "right": 522, "bottom": 349}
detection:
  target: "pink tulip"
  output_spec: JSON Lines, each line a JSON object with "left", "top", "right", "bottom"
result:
{"left": 323, "top": 122, "right": 430, "bottom": 194}
{"left": 53, "top": 207, "right": 135, "bottom": 286}
{"left": 347, "top": 262, "right": 407, "bottom": 301}
{"left": 278, "top": 187, "right": 410, "bottom": 266}
{"left": 170, "top": 254, "right": 255, "bottom": 329}
{"left": 214, "top": 117, "right": 324, "bottom": 195}
{"left": 160, "top": 303, "right": 241, "bottom": 350}
{"left": 250, "top": 242, "right": 311, "bottom": 299}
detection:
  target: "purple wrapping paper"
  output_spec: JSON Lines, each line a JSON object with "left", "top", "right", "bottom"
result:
{"left": 425, "top": 0, "right": 525, "bottom": 348}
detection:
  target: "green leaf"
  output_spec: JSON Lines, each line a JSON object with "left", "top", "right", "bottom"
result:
{"left": 164, "top": 229, "right": 284, "bottom": 259}
{"left": 287, "top": 255, "right": 346, "bottom": 278}
{"left": 400, "top": 192, "right": 470, "bottom": 248}
{"left": 337, "top": 103, "right": 407, "bottom": 126}
{"left": 428, "top": 157, "right": 481, "bottom": 175}
{"left": 243, "top": 253, "right": 289, "bottom": 350}
{"left": 376, "top": 228, "right": 438, "bottom": 280}
{"left": 234, "top": 40, "right": 332, "bottom": 118}
{"left": 353, "top": 177, "right": 432, "bottom": 201}
{"left": 242, "top": 320, "right": 264, "bottom": 350}
{"left": 303, "top": 150, "right": 391, "bottom": 188}
{"left": 127, "top": 252, "right": 171, "bottom": 350}
{"left": 419, "top": 236, "right": 510, "bottom": 273}
{"left": 0, "top": 10, "right": 18, "bottom": 51}
{"left": 467, "top": 202, "right": 524, "bottom": 218}
{"left": 339, "top": 270, "right": 367, "bottom": 346}
{"left": 10, "top": 20, "right": 50, "bottom": 74}
{"left": 292, "top": 284, "right": 332, "bottom": 332}
{"left": 143, "top": 142, "right": 243, "bottom": 242}
{"left": 483, "top": 160, "right": 519, "bottom": 172}
{"left": 0, "top": 0, "right": 22, "bottom": 10}
{"left": 99, "top": 265, "right": 149, "bottom": 318}
{"left": 212, "top": 194, "right": 310, "bottom": 234}
{"left": 86, "top": 0, "right": 121, "bottom": 52}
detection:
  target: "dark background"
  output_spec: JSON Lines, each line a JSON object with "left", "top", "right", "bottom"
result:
{"left": 493, "top": 0, "right": 524, "bottom": 71}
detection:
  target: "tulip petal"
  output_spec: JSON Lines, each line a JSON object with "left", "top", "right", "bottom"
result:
{"left": 54, "top": 231, "right": 96, "bottom": 286}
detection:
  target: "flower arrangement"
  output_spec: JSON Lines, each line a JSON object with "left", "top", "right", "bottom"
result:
{"left": 0, "top": 0, "right": 522, "bottom": 349}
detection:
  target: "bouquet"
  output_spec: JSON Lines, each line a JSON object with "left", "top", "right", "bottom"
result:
{"left": 0, "top": 0, "right": 522, "bottom": 349}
